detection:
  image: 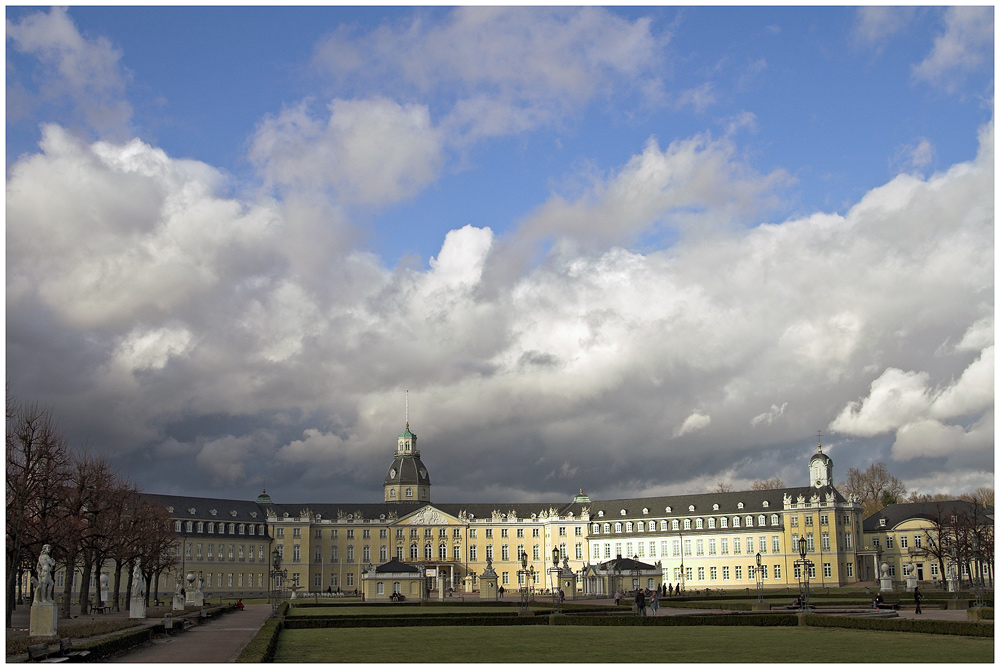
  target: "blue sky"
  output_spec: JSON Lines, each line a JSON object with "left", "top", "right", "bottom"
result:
{"left": 6, "top": 6, "right": 994, "bottom": 504}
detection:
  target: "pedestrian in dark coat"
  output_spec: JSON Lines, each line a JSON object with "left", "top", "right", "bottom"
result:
{"left": 914, "top": 587, "right": 922, "bottom": 614}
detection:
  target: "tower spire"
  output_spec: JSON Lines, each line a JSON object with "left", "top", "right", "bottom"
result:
{"left": 405, "top": 390, "right": 409, "bottom": 429}
{"left": 817, "top": 429, "right": 823, "bottom": 453}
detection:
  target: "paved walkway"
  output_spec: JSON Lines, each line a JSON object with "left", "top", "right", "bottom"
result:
{"left": 107, "top": 605, "right": 273, "bottom": 663}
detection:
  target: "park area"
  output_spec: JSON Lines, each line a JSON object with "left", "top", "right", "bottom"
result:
{"left": 240, "top": 591, "right": 993, "bottom": 664}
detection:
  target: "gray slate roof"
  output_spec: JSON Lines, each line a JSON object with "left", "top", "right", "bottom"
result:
{"left": 862, "top": 500, "right": 992, "bottom": 532}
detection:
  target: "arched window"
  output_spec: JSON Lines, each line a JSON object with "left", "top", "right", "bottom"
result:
{"left": 720, "top": 517, "right": 728, "bottom": 528}
{"left": 770, "top": 514, "right": 779, "bottom": 526}
{"left": 439, "top": 543, "right": 447, "bottom": 560}
{"left": 671, "top": 520, "right": 679, "bottom": 530}
{"left": 410, "top": 544, "right": 418, "bottom": 559}
{"left": 625, "top": 522, "right": 633, "bottom": 532}
{"left": 732, "top": 516, "right": 740, "bottom": 528}
{"left": 695, "top": 518, "right": 704, "bottom": 529}
{"left": 683, "top": 519, "right": 691, "bottom": 530}
{"left": 758, "top": 515, "right": 766, "bottom": 526}
{"left": 604, "top": 523, "right": 611, "bottom": 533}
{"left": 661, "top": 520, "right": 669, "bottom": 531}
{"left": 185, "top": 521, "right": 193, "bottom": 532}
{"left": 707, "top": 518, "right": 716, "bottom": 529}
{"left": 376, "top": 582, "right": 384, "bottom": 595}
{"left": 389, "top": 489, "right": 396, "bottom": 499}
{"left": 637, "top": 521, "right": 644, "bottom": 532}
{"left": 424, "top": 543, "right": 433, "bottom": 559}
{"left": 593, "top": 523, "right": 600, "bottom": 534}
{"left": 615, "top": 522, "right": 622, "bottom": 533}
{"left": 405, "top": 488, "right": 413, "bottom": 498}
{"left": 745, "top": 515, "right": 754, "bottom": 527}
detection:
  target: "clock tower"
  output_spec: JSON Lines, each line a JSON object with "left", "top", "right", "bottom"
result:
{"left": 808, "top": 438, "right": 833, "bottom": 488}
{"left": 383, "top": 396, "right": 431, "bottom": 503}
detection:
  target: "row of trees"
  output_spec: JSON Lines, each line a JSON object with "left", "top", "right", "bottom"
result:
{"left": 6, "top": 392, "right": 176, "bottom": 627}
{"left": 913, "top": 500, "right": 994, "bottom": 589}
{"left": 839, "top": 460, "right": 993, "bottom": 519}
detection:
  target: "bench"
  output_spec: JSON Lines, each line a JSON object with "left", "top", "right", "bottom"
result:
{"left": 58, "top": 638, "right": 90, "bottom": 662}
{"left": 27, "top": 643, "right": 68, "bottom": 663}
{"left": 875, "top": 598, "right": 900, "bottom": 610}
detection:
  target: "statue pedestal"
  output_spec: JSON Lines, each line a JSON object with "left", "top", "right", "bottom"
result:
{"left": 879, "top": 577, "right": 893, "bottom": 593}
{"left": 172, "top": 594, "right": 185, "bottom": 611}
{"left": 130, "top": 596, "right": 146, "bottom": 619}
{"left": 29, "top": 601, "right": 58, "bottom": 638}
{"left": 904, "top": 576, "right": 917, "bottom": 592}
{"left": 191, "top": 591, "right": 204, "bottom": 607}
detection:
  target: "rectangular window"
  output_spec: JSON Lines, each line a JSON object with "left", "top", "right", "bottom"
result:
{"left": 649, "top": 541, "right": 655, "bottom": 557}
{"left": 502, "top": 572, "right": 509, "bottom": 585}
{"left": 469, "top": 545, "right": 477, "bottom": 561}
{"left": 820, "top": 514, "right": 829, "bottom": 525}
{"left": 533, "top": 528, "right": 540, "bottom": 537}
{"left": 821, "top": 532, "right": 830, "bottom": 551}
{"left": 708, "top": 539, "right": 716, "bottom": 555}
{"left": 672, "top": 540, "right": 680, "bottom": 557}
{"left": 790, "top": 516, "right": 799, "bottom": 527}
{"left": 684, "top": 540, "right": 692, "bottom": 556}
{"left": 501, "top": 529, "right": 508, "bottom": 538}
{"left": 761, "top": 565, "right": 767, "bottom": 579}
{"left": 292, "top": 528, "right": 301, "bottom": 539}
{"left": 685, "top": 567, "right": 693, "bottom": 582}
{"left": 823, "top": 563, "right": 832, "bottom": 578}
{"left": 363, "top": 545, "right": 371, "bottom": 562}
{"left": 575, "top": 527, "right": 582, "bottom": 536}
{"left": 196, "top": 543, "right": 203, "bottom": 560}
{"left": 517, "top": 528, "right": 524, "bottom": 538}
{"left": 886, "top": 536, "right": 894, "bottom": 549}
{"left": 846, "top": 563, "right": 853, "bottom": 578}
{"left": 734, "top": 566, "right": 742, "bottom": 581}
{"left": 486, "top": 529, "right": 493, "bottom": 538}
{"left": 501, "top": 545, "right": 509, "bottom": 561}
{"left": 637, "top": 542, "right": 645, "bottom": 557}
{"left": 758, "top": 537, "right": 767, "bottom": 553}
{"left": 772, "top": 536, "right": 780, "bottom": 553}
{"left": 805, "top": 516, "right": 813, "bottom": 526}
{"left": 314, "top": 573, "right": 322, "bottom": 588}
{"left": 347, "top": 545, "right": 354, "bottom": 562}
{"left": 806, "top": 535, "right": 815, "bottom": 551}
{"left": 722, "top": 566, "right": 730, "bottom": 580}
{"left": 914, "top": 535, "right": 922, "bottom": 548}
{"left": 697, "top": 567, "right": 705, "bottom": 581}
{"left": 721, "top": 539, "right": 729, "bottom": 555}
{"left": 604, "top": 544, "right": 611, "bottom": 559}
{"left": 733, "top": 538, "right": 741, "bottom": 555}
{"left": 291, "top": 545, "right": 299, "bottom": 562}
{"left": 239, "top": 544, "right": 246, "bottom": 561}
{"left": 469, "top": 529, "right": 477, "bottom": 539}
{"left": 535, "top": 545, "right": 541, "bottom": 560}
{"left": 930, "top": 563, "right": 938, "bottom": 577}
{"left": 774, "top": 564, "right": 781, "bottom": 579}
{"left": 576, "top": 544, "right": 583, "bottom": 560}
{"left": 710, "top": 566, "right": 717, "bottom": 580}
{"left": 696, "top": 540, "right": 704, "bottom": 556}
{"left": 346, "top": 573, "right": 354, "bottom": 587}
{"left": 626, "top": 542, "right": 633, "bottom": 557}
{"left": 845, "top": 532, "right": 853, "bottom": 549}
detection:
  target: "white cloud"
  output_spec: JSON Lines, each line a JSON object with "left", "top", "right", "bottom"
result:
{"left": 913, "top": 7, "right": 993, "bottom": 92}
{"left": 250, "top": 97, "right": 443, "bottom": 206}
{"left": 853, "top": 7, "right": 916, "bottom": 46}
{"left": 115, "top": 326, "right": 194, "bottom": 372}
{"left": 675, "top": 412, "right": 711, "bottom": 438}
{"left": 313, "top": 7, "right": 662, "bottom": 143}
{"left": 675, "top": 83, "right": 715, "bottom": 113}
{"left": 751, "top": 403, "right": 787, "bottom": 427}
{"left": 6, "top": 7, "right": 132, "bottom": 135}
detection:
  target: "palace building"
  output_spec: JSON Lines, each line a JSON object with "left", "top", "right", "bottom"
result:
{"left": 125, "top": 419, "right": 877, "bottom": 601}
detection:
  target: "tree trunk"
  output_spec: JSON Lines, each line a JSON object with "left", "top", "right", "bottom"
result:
{"left": 125, "top": 563, "right": 133, "bottom": 612}
{"left": 112, "top": 559, "right": 123, "bottom": 612}
{"left": 78, "top": 556, "right": 92, "bottom": 616}
{"left": 61, "top": 556, "right": 77, "bottom": 619}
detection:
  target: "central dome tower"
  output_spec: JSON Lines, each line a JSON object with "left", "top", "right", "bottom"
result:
{"left": 384, "top": 396, "right": 431, "bottom": 503}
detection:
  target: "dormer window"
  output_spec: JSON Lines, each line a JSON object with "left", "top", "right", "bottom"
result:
{"left": 762, "top": 501, "right": 769, "bottom": 508}
{"left": 665, "top": 506, "right": 672, "bottom": 513}
{"left": 598, "top": 510, "right": 604, "bottom": 517}
{"left": 642, "top": 508, "right": 649, "bottom": 515}
{"left": 713, "top": 503, "right": 719, "bottom": 511}
{"left": 737, "top": 502, "right": 744, "bottom": 509}
{"left": 620, "top": 509, "right": 627, "bottom": 516}
{"left": 879, "top": 518, "right": 886, "bottom": 527}
{"left": 688, "top": 505, "right": 695, "bottom": 512}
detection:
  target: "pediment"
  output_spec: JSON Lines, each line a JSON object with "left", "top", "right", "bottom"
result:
{"left": 396, "top": 505, "right": 462, "bottom": 526}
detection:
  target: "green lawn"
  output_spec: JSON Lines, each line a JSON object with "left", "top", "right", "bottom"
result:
{"left": 274, "top": 626, "right": 993, "bottom": 663}
{"left": 286, "top": 605, "right": 538, "bottom": 616}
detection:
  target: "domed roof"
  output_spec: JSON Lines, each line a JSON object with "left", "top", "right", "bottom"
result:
{"left": 384, "top": 454, "right": 431, "bottom": 486}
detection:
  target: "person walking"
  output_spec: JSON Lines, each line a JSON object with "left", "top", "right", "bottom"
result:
{"left": 635, "top": 588, "right": 647, "bottom": 617}
{"left": 650, "top": 589, "right": 659, "bottom": 615}
{"left": 913, "top": 587, "right": 922, "bottom": 614}
{"left": 614, "top": 589, "right": 622, "bottom": 606}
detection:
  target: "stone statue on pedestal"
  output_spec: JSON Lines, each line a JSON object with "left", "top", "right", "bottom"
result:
{"left": 30, "top": 545, "right": 58, "bottom": 638}
{"left": 130, "top": 559, "right": 147, "bottom": 619}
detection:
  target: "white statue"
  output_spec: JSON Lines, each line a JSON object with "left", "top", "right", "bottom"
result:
{"left": 34, "top": 544, "right": 55, "bottom": 604}
{"left": 131, "top": 560, "right": 146, "bottom": 598}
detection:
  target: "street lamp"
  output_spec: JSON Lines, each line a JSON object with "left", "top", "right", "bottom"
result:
{"left": 518, "top": 551, "right": 532, "bottom": 614}
{"left": 551, "top": 548, "right": 561, "bottom": 611}
{"left": 632, "top": 555, "right": 641, "bottom": 594}
{"left": 270, "top": 547, "right": 287, "bottom": 614}
{"left": 796, "top": 537, "right": 813, "bottom": 611}
{"left": 613, "top": 554, "right": 623, "bottom": 597}
{"left": 971, "top": 535, "right": 985, "bottom": 608}
{"left": 755, "top": 552, "right": 764, "bottom": 605}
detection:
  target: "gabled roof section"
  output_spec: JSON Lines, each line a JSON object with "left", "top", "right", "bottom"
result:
{"left": 374, "top": 558, "right": 421, "bottom": 574}
{"left": 862, "top": 500, "right": 992, "bottom": 532}
{"left": 144, "top": 493, "right": 267, "bottom": 522}
{"left": 587, "top": 486, "right": 845, "bottom": 521}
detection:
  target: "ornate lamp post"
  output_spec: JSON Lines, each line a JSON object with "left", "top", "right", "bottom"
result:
{"left": 632, "top": 555, "right": 641, "bottom": 594}
{"left": 270, "top": 547, "right": 287, "bottom": 614}
{"left": 518, "top": 551, "right": 533, "bottom": 614}
{"left": 949, "top": 544, "right": 960, "bottom": 600}
{"left": 796, "top": 537, "right": 813, "bottom": 611}
{"left": 755, "top": 552, "right": 764, "bottom": 605}
{"left": 550, "top": 548, "right": 561, "bottom": 611}
{"left": 613, "top": 555, "right": 623, "bottom": 596}
{"left": 971, "top": 535, "right": 985, "bottom": 608}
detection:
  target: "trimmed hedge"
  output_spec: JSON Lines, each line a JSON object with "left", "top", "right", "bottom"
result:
{"left": 74, "top": 623, "right": 165, "bottom": 658}
{"left": 285, "top": 614, "right": 550, "bottom": 629}
{"left": 804, "top": 614, "right": 993, "bottom": 637}
{"left": 551, "top": 613, "right": 800, "bottom": 627}
{"left": 236, "top": 619, "right": 284, "bottom": 663}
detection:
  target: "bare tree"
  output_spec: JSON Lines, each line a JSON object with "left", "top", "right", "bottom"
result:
{"left": 838, "top": 462, "right": 906, "bottom": 518}
{"left": 959, "top": 487, "right": 995, "bottom": 508}
{"left": 713, "top": 482, "right": 734, "bottom": 493}
{"left": 749, "top": 477, "right": 785, "bottom": 491}
{"left": 6, "top": 394, "right": 70, "bottom": 627}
